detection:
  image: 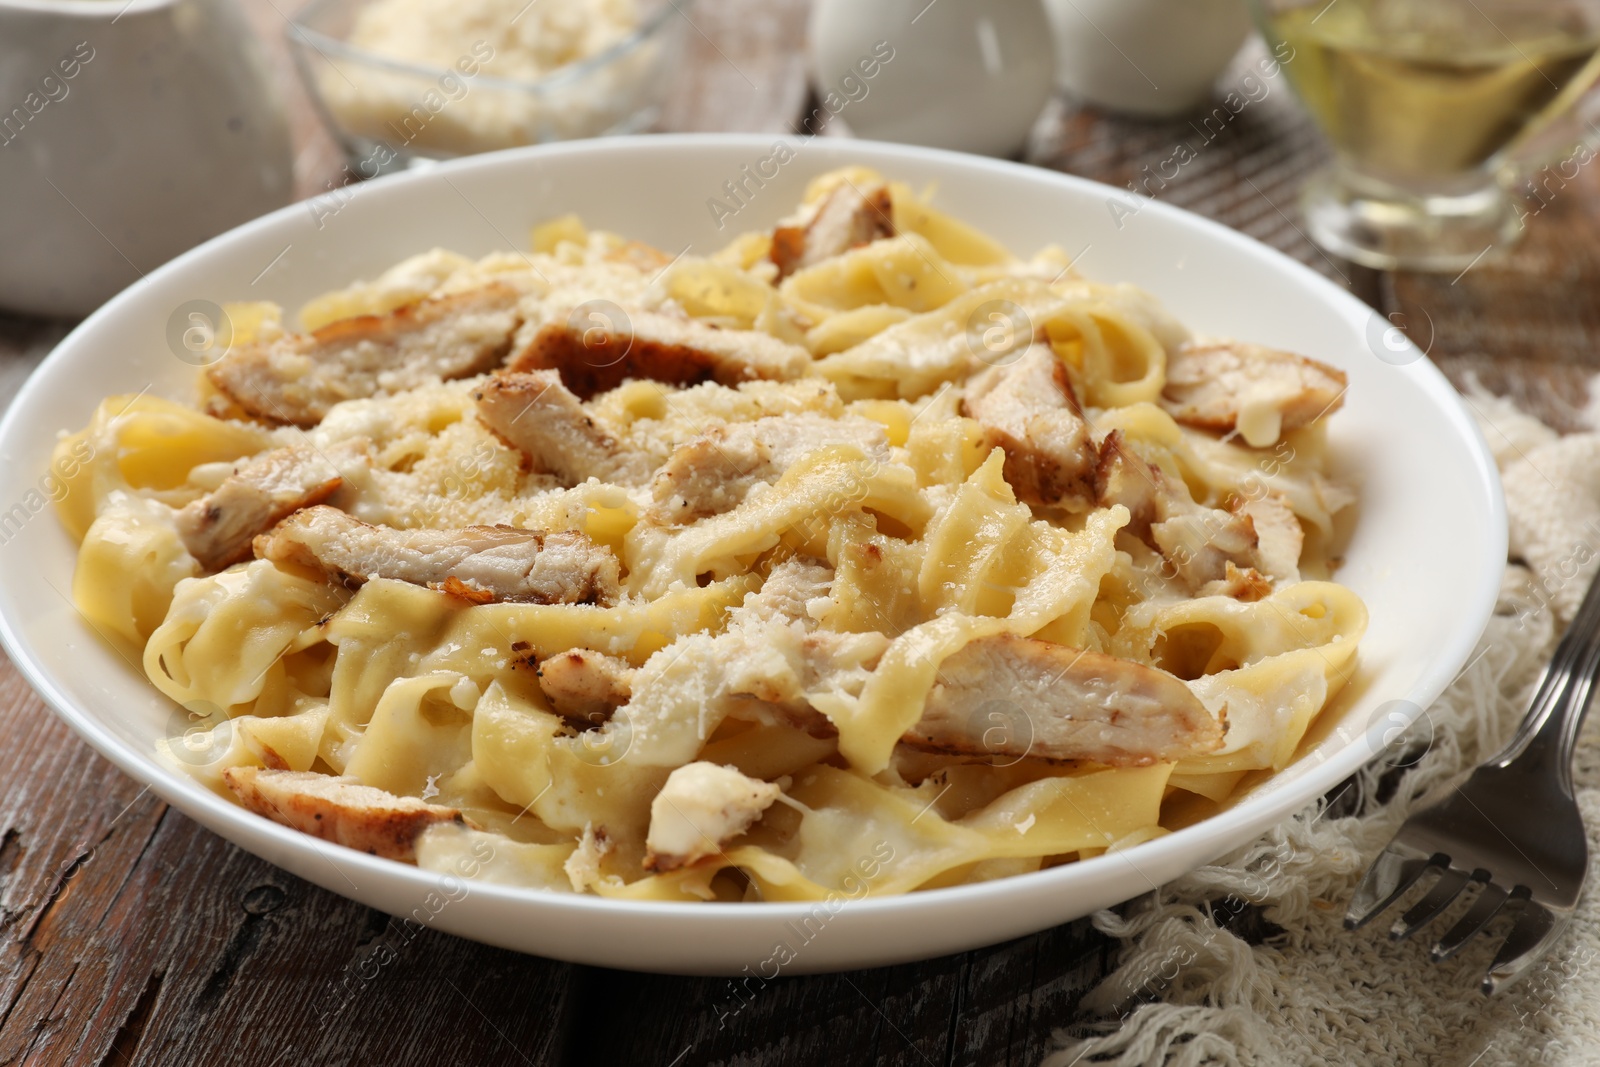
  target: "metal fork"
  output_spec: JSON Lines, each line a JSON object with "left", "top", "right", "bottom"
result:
{"left": 1346, "top": 564, "right": 1600, "bottom": 994}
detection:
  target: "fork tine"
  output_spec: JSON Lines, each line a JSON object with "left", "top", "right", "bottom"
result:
{"left": 1431, "top": 880, "right": 1507, "bottom": 962}
{"left": 1482, "top": 901, "right": 1565, "bottom": 995}
{"left": 1346, "top": 846, "right": 1435, "bottom": 930}
{"left": 1390, "top": 866, "right": 1472, "bottom": 941}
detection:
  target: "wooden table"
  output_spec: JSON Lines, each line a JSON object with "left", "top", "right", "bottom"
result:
{"left": 4, "top": 3, "right": 1599, "bottom": 1064}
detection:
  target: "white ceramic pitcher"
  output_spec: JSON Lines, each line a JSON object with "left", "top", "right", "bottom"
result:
{"left": 808, "top": 0, "right": 1057, "bottom": 159}
{"left": 1044, "top": 0, "right": 1253, "bottom": 118}
{"left": 0, "top": 0, "right": 293, "bottom": 317}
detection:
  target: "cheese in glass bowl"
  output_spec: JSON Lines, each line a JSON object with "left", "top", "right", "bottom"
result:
{"left": 289, "top": 0, "right": 687, "bottom": 173}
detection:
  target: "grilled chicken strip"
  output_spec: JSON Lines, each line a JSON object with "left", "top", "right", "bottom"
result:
{"left": 607, "top": 558, "right": 1221, "bottom": 769}
{"left": 643, "top": 762, "right": 782, "bottom": 872}
{"left": 1151, "top": 509, "right": 1261, "bottom": 594}
{"left": 590, "top": 560, "right": 847, "bottom": 766}
{"left": 1201, "top": 561, "right": 1275, "bottom": 603}
{"left": 207, "top": 284, "right": 523, "bottom": 426}
{"left": 254, "top": 505, "right": 621, "bottom": 605}
{"left": 780, "top": 566, "right": 1222, "bottom": 766}
{"left": 224, "top": 767, "right": 473, "bottom": 862}
{"left": 903, "top": 634, "right": 1223, "bottom": 766}
{"left": 770, "top": 180, "right": 895, "bottom": 279}
{"left": 1232, "top": 492, "right": 1303, "bottom": 583}
{"left": 175, "top": 440, "right": 368, "bottom": 571}
{"left": 537, "top": 648, "right": 635, "bottom": 725}
{"left": 508, "top": 307, "right": 811, "bottom": 399}
{"left": 474, "top": 370, "right": 656, "bottom": 486}
{"left": 1160, "top": 342, "right": 1347, "bottom": 448}
{"left": 737, "top": 625, "right": 1222, "bottom": 767}
{"left": 647, "top": 412, "right": 891, "bottom": 524}
{"left": 704, "top": 565, "right": 1223, "bottom": 766}
{"left": 1091, "top": 430, "right": 1161, "bottom": 538}
{"left": 961, "top": 343, "right": 1096, "bottom": 506}
{"left": 1093, "top": 431, "right": 1266, "bottom": 593}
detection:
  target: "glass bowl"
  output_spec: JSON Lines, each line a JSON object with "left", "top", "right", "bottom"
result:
{"left": 287, "top": 0, "right": 688, "bottom": 175}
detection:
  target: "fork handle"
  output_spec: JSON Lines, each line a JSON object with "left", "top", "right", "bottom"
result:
{"left": 1490, "top": 562, "right": 1600, "bottom": 789}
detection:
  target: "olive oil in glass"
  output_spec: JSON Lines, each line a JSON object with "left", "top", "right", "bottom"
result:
{"left": 1253, "top": 0, "right": 1600, "bottom": 269}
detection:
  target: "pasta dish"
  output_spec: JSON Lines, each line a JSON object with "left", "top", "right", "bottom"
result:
{"left": 54, "top": 167, "right": 1365, "bottom": 902}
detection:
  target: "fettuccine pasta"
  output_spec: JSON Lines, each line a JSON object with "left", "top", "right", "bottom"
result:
{"left": 57, "top": 167, "right": 1365, "bottom": 902}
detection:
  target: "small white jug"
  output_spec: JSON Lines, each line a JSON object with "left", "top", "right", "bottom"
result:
{"left": 808, "top": 0, "right": 1057, "bottom": 159}
{"left": 0, "top": 0, "right": 293, "bottom": 317}
{"left": 1044, "top": 0, "right": 1253, "bottom": 118}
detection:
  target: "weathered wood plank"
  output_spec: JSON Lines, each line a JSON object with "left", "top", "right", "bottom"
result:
{"left": 948, "top": 920, "right": 1111, "bottom": 1067}
{"left": 659, "top": 0, "right": 813, "bottom": 136}
{"left": 1388, "top": 163, "right": 1600, "bottom": 433}
{"left": 234, "top": 0, "right": 345, "bottom": 201}
{"left": 555, "top": 914, "right": 1110, "bottom": 1067}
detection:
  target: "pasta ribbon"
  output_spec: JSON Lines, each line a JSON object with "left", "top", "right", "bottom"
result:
{"left": 54, "top": 395, "right": 273, "bottom": 539}
{"left": 780, "top": 233, "right": 968, "bottom": 317}
{"left": 623, "top": 445, "right": 931, "bottom": 598}
{"left": 144, "top": 559, "right": 344, "bottom": 709}
{"left": 821, "top": 460, "right": 1128, "bottom": 775}
{"left": 815, "top": 279, "right": 1068, "bottom": 400}
{"left": 76, "top": 496, "right": 200, "bottom": 646}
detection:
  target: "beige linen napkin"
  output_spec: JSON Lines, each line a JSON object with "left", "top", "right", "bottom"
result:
{"left": 1044, "top": 376, "right": 1600, "bottom": 1067}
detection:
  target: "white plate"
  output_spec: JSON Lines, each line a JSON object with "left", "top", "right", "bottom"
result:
{"left": 0, "top": 135, "right": 1505, "bottom": 975}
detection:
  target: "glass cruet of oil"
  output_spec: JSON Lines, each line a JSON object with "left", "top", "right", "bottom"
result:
{"left": 1250, "top": 0, "right": 1600, "bottom": 271}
